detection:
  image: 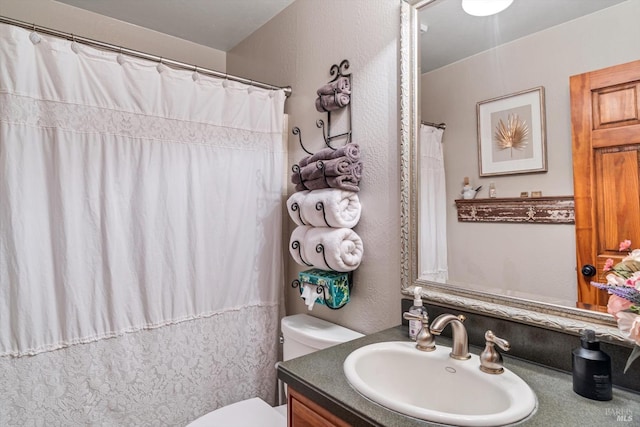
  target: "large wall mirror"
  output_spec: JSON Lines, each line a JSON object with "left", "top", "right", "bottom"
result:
{"left": 400, "top": 0, "right": 640, "bottom": 343}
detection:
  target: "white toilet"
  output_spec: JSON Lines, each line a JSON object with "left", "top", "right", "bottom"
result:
{"left": 186, "top": 313, "right": 363, "bottom": 426}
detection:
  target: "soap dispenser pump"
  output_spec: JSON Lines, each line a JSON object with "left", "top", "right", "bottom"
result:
{"left": 408, "top": 287, "right": 427, "bottom": 340}
{"left": 572, "top": 329, "right": 612, "bottom": 401}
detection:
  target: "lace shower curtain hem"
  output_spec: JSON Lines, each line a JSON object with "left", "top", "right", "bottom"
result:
{"left": 0, "top": 305, "right": 280, "bottom": 427}
{"left": 0, "top": 302, "right": 280, "bottom": 358}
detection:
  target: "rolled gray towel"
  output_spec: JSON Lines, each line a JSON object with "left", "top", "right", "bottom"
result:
{"left": 315, "top": 93, "right": 350, "bottom": 112}
{"left": 294, "top": 174, "right": 360, "bottom": 193}
{"left": 298, "top": 143, "right": 360, "bottom": 168}
{"left": 294, "top": 176, "right": 327, "bottom": 192}
{"left": 300, "top": 157, "right": 354, "bottom": 182}
{"left": 329, "top": 175, "right": 360, "bottom": 192}
{"left": 317, "top": 76, "right": 351, "bottom": 96}
{"left": 351, "top": 161, "right": 363, "bottom": 181}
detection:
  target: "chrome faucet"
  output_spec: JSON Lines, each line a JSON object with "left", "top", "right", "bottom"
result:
{"left": 429, "top": 314, "right": 470, "bottom": 360}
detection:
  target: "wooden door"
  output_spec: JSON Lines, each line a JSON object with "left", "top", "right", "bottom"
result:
{"left": 571, "top": 59, "right": 640, "bottom": 308}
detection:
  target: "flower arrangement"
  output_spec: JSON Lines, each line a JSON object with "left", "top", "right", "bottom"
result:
{"left": 591, "top": 239, "right": 640, "bottom": 372}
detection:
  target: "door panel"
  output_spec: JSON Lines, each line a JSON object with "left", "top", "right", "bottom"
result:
{"left": 591, "top": 83, "right": 640, "bottom": 129}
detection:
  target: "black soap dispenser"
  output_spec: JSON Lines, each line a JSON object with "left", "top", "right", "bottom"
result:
{"left": 572, "top": 329, "right": 612, "bottom": 401}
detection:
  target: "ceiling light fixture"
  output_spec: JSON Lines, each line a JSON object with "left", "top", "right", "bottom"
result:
{"left": 462, "top": 0, "right": 514, "bottom": 17}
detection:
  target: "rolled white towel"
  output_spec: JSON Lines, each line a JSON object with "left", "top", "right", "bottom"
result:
{"left": 300, "top": 189, "right": 361, "bottom": 228}
{"left": 289, "top": 225, "right": 312, "bottom": 266}
{"left": 289, "top": 226, "right": 363, "bottom": 272}
{"left": 286, "top": 191, "right": 310, "bottom": 226}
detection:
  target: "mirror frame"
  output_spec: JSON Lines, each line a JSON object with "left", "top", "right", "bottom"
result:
{"left": 399, "top": 0, "right": 627, "bottom": 345}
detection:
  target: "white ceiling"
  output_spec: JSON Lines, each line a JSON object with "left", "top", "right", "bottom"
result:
{"left": 54, "top": 0, "right": 626, "bottom": 67}
{"left": 55, "top": 0, "right": 295, "bottom": 52}
{"left": 420, "top": 0, "right": 626, "bottom": 73}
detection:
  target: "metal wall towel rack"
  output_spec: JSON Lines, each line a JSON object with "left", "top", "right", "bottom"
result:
{"left": 0, "top": 15, "right": 292, "bottom": 97}
{"left": 421, "top": 120, "right": 446, "bottom": 129}
{"left": 288, "top": 59, "right": 357, "bottom": 311}
{"left": 291, "top": 240, "right": 332, "bottom": 270}
{"left": 290, "top": 200, "right": 332, "bottom": 227}
{"left": 292, "top": 159, "right": 344, "bottom": 192}
{"left": 292, "top": 59, "right": 352, "bottom": 155}
{"left": 289, "top": 239, "right": 354, "bottom": 310}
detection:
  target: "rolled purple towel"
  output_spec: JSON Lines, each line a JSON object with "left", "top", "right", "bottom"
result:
{"left": 292, "top": 158, "right": 360, "bottom": 186}
{"left": 301, "top": 157, "right": 353, "bottom": 181}
{"left": 294, "top": 174, "right": 360, "bottom": 193}
{"left": 298, "top": 143, "right": 360, "bottom": 168}
{"left": 291, "top": 172, "right": 302, "bottom": 185}
{"left": 350, "top": 161, "right": 363, "bottom": 181}
{"left": 328, "top": 175, "right": 360, "bottom": 192}
{"left": 317, "top": 76, "right": 351, "bottom": 96}
{"left": 315, "top": 93, "right": 350, "bottom": 112}
{"left": 295, "top": 176, "right": 326, "bottom": 192}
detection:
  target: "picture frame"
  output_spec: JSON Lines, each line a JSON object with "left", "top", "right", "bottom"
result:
{"left": 477, "top": 87, "right": 547, "bottom": 176}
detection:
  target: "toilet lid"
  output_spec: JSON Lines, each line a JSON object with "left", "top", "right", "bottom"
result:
{"left": 186, "top": 398, "right": 286, "bottom": 427}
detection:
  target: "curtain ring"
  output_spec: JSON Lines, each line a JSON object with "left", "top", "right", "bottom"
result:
{"left": 156, "top": 58, "right": 166, "bottom": 73}
{"left": 116, "top": 47, "right": 126, "bottom": 65}
{"left": 29, "top": 24, "right": 41, "bottom": 44}
{"left": 192, "top": 65, "right": 200, "bottom": 82}
{"left": 70, "top": 34, "right": 80, "bottom": 53}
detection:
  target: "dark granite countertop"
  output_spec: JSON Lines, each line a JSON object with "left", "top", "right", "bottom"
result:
{"left": 277, "top": 326, "right": 640, "bottom": 427}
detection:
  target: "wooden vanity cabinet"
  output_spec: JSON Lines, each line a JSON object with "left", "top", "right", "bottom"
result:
{"left": 288, "top": 387, "right": 352, "bottom": 427}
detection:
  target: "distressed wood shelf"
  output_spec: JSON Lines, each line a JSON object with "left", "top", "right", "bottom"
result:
{"left": 454, "top": 196, "right": 575, "bottom": 224}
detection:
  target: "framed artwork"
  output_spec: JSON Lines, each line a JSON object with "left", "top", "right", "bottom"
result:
{"left": 476, "top": 87, "right": 547, "bottom": 176}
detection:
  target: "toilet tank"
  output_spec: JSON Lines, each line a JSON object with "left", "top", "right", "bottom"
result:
{"left": 281, "top": 314, "right": 363, "bottom": 361}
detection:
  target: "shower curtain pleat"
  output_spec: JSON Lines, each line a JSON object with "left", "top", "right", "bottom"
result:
{"left": 0, "top": 22, "right": 285, "bottom": 425}
{"left": 419, "top": 124, "right": 449, "bottom": 282}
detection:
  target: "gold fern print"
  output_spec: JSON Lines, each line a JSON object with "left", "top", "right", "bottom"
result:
{"left": 494, "top": 114, "right": 529, "bottom": 156}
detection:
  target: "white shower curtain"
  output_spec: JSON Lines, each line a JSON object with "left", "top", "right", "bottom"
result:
{"left": 0, "top": 23, "right": 285, "bottom": 425}
{"left": 418, "top": 124, "right": 448, "bottom": 282}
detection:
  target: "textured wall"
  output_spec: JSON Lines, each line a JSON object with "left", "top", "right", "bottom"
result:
{"left": 0, "top": 0, "right": 226, "bottom": 70}
{"left": 420, "top": 1, "right": 640, "bottom": 306}
{"left": 228, "top": 0, "right": 402, "bottom": 334}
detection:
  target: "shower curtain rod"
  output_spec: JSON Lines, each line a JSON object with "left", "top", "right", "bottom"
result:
{"left": 421, "top": 120, "right": 446, "bottom": 130}
{"left": 0, "top": 15, "right": 292, "bottom": 97}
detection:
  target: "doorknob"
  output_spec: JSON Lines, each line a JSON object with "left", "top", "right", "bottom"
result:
{"left": 581, "top": 264, "right": 597, "bottom": 277}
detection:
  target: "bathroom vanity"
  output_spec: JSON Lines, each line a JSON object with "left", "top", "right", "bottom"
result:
{"left": 278, "top": 325, "right": 640, "bottom": 426}
{"left": 288, "top": 388, "right": 351, "bottom": 427}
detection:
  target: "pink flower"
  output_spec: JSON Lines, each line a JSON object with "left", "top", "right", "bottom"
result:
{"left": 620, "top": 239, "right": 632, "bottom": 251}
{"left": 603, "top": 258, "right": 614, "bottom": 272}
{"left": 625, "top": 272, "right": 640, "bottom": 289}
{"left": 616, "top": 312, "right": 640, "bottom": 346}
{"left": 607, "top": 295, "right": 633, "bottom": 318}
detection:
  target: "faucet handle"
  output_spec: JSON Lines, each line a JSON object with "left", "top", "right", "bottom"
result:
{"left": 403, "top": 312, "right": 436, "bottom": 352}
{"left": 403, "top": 311, "right": 427, "bottom": 323}
{"left": 486, "top": 330, "right": 510, "bottom": 350}
{"left": 480, "top": 330, "right": 511, "bottom": 374}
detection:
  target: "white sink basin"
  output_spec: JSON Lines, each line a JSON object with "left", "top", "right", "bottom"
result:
{"left": 343, "top": 341, "right": 537, "bottom": 426}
